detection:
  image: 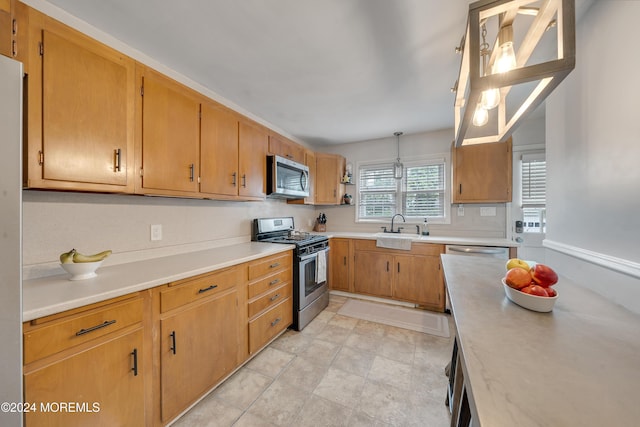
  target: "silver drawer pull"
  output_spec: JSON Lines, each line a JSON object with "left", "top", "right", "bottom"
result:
{"left": 269, "top": 262, "right": 280, "bottom": 269}
{"left": 270, "top": 317, "right": 281, "bottom": 327}
{"left": 269, "top": 279, "right": 280, "bottom": 286}
{"left": 270, "top": 293, "right": 281, "bottom": 302}
{"left": 75, "top": 320, "right": 116, "bottom": 336}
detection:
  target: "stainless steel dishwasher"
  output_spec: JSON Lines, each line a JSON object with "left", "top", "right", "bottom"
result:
{"left": 444, "top": 245, "right": 509, "bottom": 259}
{"left": 443, "top": 245, "right": 509, "bottom": 313}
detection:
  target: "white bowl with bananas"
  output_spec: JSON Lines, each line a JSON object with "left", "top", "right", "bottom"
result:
{"left": 59, "top": 249, "right": 112, "bottom": 281}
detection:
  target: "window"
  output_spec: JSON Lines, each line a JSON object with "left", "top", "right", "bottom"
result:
{"left": 357, "top": 157, "right": 449, "bottom": 223}
{"left": 521, "top": 152, "right": 546, "bottom": 233}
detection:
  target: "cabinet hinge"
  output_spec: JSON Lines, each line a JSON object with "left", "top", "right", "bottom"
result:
{"left": 38, "top": 150, "right": 44, "bottom": 165}
{"left": 140, "top": 85, "right": 144, "bottom": 97}
{"left": 139, "top": 168, "right": 144, "bottom": 177}
{"left": 197, "top": 176, "right": 201, "bottom": 184}
{"left": 39, "top": 41, "right": 43, "bottom": 56}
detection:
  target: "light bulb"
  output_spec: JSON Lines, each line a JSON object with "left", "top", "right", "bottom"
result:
{"left": 493, "top": 41, "right": 516, "bottom": 74}
{"left": 481, "top": 88, "right": 500, "bottom": 110}
{"left": 472, "top": 105, "right": 489, "bottom": 126}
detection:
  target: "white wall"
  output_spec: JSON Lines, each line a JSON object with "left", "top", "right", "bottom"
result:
{"left": 545, "top": 1, "right": 640, "bottom": 313}
{"left": 316, "top": 122, "right": 545, "bottom": 237}
{"left": 22, "top": 191, "right": 317, "bottom": 278}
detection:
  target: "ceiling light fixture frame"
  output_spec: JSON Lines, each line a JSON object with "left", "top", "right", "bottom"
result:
{"left": 453, "top": 0, "right": 576, "bottom": 147}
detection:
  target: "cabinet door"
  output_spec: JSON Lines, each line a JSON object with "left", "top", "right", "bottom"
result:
{"left": 268, "top": 133, "right": 305, "bottom": 163}
{"left": 38, "top": 27, "right": 135, "bottom": 188}
{"left": 452, "top": 139, "right": 512, "bottom": 203}
{"left": 330, "top": 238, "right": 351, "bottom": 291}
{"left": 238, "top": 120, "right": 267, "bottom": 199}
{"left": 200, "top": 103, "right": 239, "bottom": 197}
{"left": 24, "top": 329, "right": 144, "bottom": 427}
{"left": 353, "top": 251, "right": 393, "bottom": 297}
{"left": 160, "top": 289, "right": 239, "bottom": 421}
{"left": 394, "top": 255, "right": 444, "bottom": 310}
{"left": 140, "top": 69, "right": 200, "bottom": 194}
{"left": 315, "top": 153, "right": 344, "bottom": 205}
{"left": 0, "top": 0, "right": 10, "bottom": 57}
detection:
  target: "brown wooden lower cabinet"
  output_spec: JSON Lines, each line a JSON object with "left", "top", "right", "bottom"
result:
{"left": 349, "top": 239, "right": 445, "bottom": 312}
{"left": 23, "top": 294, "right": 146, "bottom": 427}
{"left": 22, "top": 250, "right": 294, "bottom": 427}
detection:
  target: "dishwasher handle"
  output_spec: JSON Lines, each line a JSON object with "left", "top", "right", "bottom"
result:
{"left": 446, "top": 246, "right": 507, "bottom": 255}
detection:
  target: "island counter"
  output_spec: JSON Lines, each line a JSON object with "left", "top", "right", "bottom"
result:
{"left": 441, "top": 254, "right": 640, "bottom": 427}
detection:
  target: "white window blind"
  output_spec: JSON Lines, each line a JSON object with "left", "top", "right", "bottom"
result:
{"left": 358, "top": 159, "right": 446, "bottom": 221}
{"left": 404, "top": 164, "right": 445, "bottom": 217}
{"left": 358, "top": 165, "right": 396, "bottom": 218}
{"left": 521, "top": 153, "right": 546, "bottom": 207}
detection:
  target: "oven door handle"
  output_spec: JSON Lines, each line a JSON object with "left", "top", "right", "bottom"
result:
{"left": 299, "top": 247, "right": 330, "bottom": 262}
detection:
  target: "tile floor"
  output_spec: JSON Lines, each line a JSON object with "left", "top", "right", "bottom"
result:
{"left": 172, "top": 295, "right": 454, "bottom": 427}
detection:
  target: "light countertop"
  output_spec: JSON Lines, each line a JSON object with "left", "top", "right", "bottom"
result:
{"left": 441, "top": 254, "right": 640, "bottom": 426}
{"left": 22, "top": 242, "right": 294, "bottom": 322}
{"left": 319, "top": 231, "right": 518, "bottom": 247}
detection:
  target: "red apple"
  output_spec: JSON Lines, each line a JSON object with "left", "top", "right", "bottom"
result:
{"left": 521, "top": 284, "right": 549, "bottom": 297}
{"left": 505, "top": 268, "right": 533, "bottom": 290}
{"left": 545, "top": 287, "right": 558, "bottom": 298}
{"left": 530, "top": 264, "right": 558, "bottom": 288}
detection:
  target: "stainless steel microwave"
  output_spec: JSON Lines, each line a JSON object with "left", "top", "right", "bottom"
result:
{"left": 267, "top": 155, "right": 310, "bottom": 199}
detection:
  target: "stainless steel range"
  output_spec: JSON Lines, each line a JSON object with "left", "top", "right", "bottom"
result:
{"left": 252, "top": 217, "right": 330, "bottom": 331}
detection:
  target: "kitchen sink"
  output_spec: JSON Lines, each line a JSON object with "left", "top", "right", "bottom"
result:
{"left": 375, "top": 233, "right": 416, "bottom": 250}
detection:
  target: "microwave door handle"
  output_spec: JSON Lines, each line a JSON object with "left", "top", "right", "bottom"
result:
{"left": 301, "top": 170, "right": 309, "bottom": 191}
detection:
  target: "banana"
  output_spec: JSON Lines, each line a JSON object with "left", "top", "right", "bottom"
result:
{"left": 59, "top": 249, "right": 76, "bottom": 264}
{"left": 72, "top": 250, "right": 112, "bottom": 263}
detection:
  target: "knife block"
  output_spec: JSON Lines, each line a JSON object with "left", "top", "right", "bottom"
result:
{"left": 314, "top": 223, "right": 326, "bottom": 232}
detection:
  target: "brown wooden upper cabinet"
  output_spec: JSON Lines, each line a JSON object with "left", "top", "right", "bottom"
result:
{"left": 238, "top": 119, "right": 268, "bottom": 199}
{"left": 24, "top": 15, "right": 136, "bottom": 192}
{"left": 315, "top": 153, "right": 345, "bottom": 205}
{"left": 0, "top": 0, "right": 11, "bottom": 57}
{"left": 200, "top": 103, "right": 267, "bottom": 200}
{"left": 451, "top": 139, "right": 512, "bottom": 203}
{"left": 200, "top": 102, "right": 240, "bottom": 198}
{"left": 136, "top": 66, "right": 200, "bottom": 196}
{"left": 268, "top": 132, "right": 305, "bottom": 164}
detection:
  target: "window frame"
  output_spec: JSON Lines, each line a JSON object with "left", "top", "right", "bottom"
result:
{"left": 355, "top": 154, "right": 451, "bottom": 225}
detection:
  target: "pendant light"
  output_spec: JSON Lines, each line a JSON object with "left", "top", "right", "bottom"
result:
{"left": 393, "top": 131, "right": 403, "bottom": 180}
{"left": 452, "top": 0, "right": 576, "bottom": 146}
{"left": 493, "top": 25, "right": 517, "bottom": 74}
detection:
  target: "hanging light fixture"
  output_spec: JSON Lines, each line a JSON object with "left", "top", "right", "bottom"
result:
{"left": 452, "top": 0, "right": 576, "bottom": 146}
{"left": 475, "top": 21, "right": 500, "bottom": 124}
{"left": 393, "top": 131, "right": 403, "bottom": 179}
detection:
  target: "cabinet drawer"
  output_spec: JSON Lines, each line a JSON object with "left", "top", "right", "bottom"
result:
{"left": 24, "top": 296, "right": 143, "bottom": 364}
{"left": 248, "top": 252, "right": 292, "bottom": 281}
{"left": 354, "top": 239, "right": 443, "bottom": 256}
{"left": 248, "top": 268, "right": 292, "bottom": 299}
{"left": 161, "top": 266, "right": 243, "bottom": 313}
{"left": 249, "top": 297, "right": 292, "bottom": 354}
{"left": 248, "top": 282, "right": 292, "bottom": 319}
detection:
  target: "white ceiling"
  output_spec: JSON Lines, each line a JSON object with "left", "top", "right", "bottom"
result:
{"left": 40, "top": 0, "right": 591, "bottom": 146}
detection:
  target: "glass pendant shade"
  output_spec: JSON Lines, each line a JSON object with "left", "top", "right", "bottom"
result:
{"left": 394, "top": 160, "right": 403, "bottom": 179}
{"left": 493, "top": 41, "right": 517, "bottom": 74}
{"left": 481, "top": 88, "right": 500, "bottom": 110}
{"left": 472, "top": 105, "right": 489, "bottom": 127}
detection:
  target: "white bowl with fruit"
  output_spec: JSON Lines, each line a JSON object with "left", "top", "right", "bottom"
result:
{"left": 59, "top": 248, "right": 112, "bottom": 281}
{"left": 502, "top": 259, "right": 559, "bottom": 312}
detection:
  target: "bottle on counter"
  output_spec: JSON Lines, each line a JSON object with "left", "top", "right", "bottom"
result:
{"left": 422, "top": 218, "right": 429, "bottom": 236}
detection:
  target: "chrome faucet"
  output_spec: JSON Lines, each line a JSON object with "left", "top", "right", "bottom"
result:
{"left": 389, "top": 214, "right": 406, "bottom": 233}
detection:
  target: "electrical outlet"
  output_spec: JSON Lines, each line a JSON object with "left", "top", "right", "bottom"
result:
{"left": 457, "top": 205, "right": 464, "bottom": 216}
{"left": 150, "top": 224, "right": 162, "bottom": 241}
{"left": 480, "top": 207, "right": 497, "bottom": 216}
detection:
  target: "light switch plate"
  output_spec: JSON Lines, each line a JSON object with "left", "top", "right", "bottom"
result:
{"left": 457, "top": 205, "right": 464, "bottom": 216}
{"left": 151, "top": 224, "right": 162, "bottom": 241}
